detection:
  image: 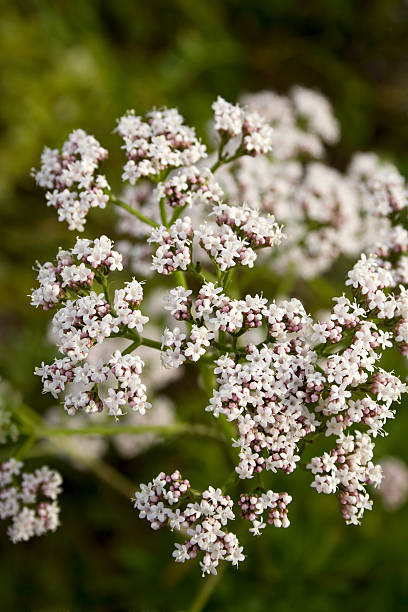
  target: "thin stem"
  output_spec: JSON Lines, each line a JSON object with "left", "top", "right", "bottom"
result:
{"left": 140, "top": 337, "right": 163, "bottom": 350}
{"left": 170, "top": 203, "right": 188, "bottom": 225}
{"left": 210, "top": 142, "right": 245, "bottom": 173}
{"left": 188, "top": 263, "right": 216, "bottom": 284}
{"left": 122, "top": 336, "right": 163, "bottom": 352}
{"left": 160, "top": 197, "right": 168, "bottom": 227}
{"left": 174, "top": 270, "right": 188, "bottom": 289}
{"left": 36, "top": 423, "right": 223, "bottom": 440}
{"left": 122, "top": 339, "right": 140, "bottom": 355}
{"left": 111, "top": 195, "right": 158, "bottom": 228}
{"left": 99, "top": 274, "right": 112, "bottom": 310}
{"left": 188, "top": 562, "right": 226, "bottom": 612}
{"left": 29, "top": 440, "right": 135, "bottom": 498}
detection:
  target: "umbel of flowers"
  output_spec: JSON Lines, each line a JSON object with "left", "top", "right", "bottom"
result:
{"left": 11, "top": 88, "right": 407, "bottom": 571}
{"left": 0, "top": 459, "right": 62, "bottom": 543}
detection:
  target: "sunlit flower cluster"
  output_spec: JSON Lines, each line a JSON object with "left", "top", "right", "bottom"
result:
{"left": 19, "top": 89, "right": 408, "bottom": 572}
{"left": 32, "top": 129, "right": 109, "bottom": 231}
{"left": 30, "top": 235, "right": 123, "bottom": 310}
{"left": 133, "top": 471, "right": 244, "bottom": 576}
{"left": 117, "top": 108, "right": 206, "bottom": 184}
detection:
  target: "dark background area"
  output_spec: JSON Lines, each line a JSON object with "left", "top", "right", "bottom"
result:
{"left": 1, "top": 1, "right": 408, "bottom": 610}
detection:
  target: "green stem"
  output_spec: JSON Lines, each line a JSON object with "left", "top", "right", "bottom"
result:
{"left": 36, "top": 423, "right": 223, "bottom": 440}
{"left": 99, "top": 274, "right": 112, "bottom": 309}
{"left": 174, "top": 270, "right": 188, "bottom": 289}
{"left": 140, "top": 337, "right": 163, "bottom": 350}
{"left": 29, "top": 440, "right": 135, "bottom": 498}
{"left": 111, "top": 195, "right": 158, "bottom": 228}
{"left": 188, "top": 263, "right": 216, "bottom": 284}
{"left": 122, "top": 336, "right": 163, "bottom": 353}
{"left": 188, "top": 562, "right": 226, "bottom": 612}
{"left": 159, "top": 197, "right": 168, "bottom": 227}
{"left": 122, "top": 339, "right": 140, "bottom": 355}
{"left": 170, "top": 203, "right": 188, "bottom": 225}
{"left": 210, "top": 148, "right": 245, "bottom": 173}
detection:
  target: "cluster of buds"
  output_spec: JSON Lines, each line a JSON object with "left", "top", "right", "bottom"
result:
{"left": 35, "top": 277, "right": 150, "bottom": 417}
{"left": 133, "top": 472, "right": 244, "bottom": 576}
{"left": 212, "top": 96, "right": 274, "bottom": 156}
{"left": 30, "top": 236, "right": 123, "bottom": 310}
{"left": 148, "top": 217, "right": 193, "bottom": 275}
{"left": 212, "top": 202, "right": 284, "bottom": 248}
{"left": 307, "top": 432, "right": 382, "bottom": 525}
{"left": 239, "top": 490, "right": 292, "bottom": 535}
{"left": 161, "top": 325, "right": 214, "bottom": 368}
{"left": 62, "top": 350, "right": 149, "bottom": 418}
{"left": 155, "top": 166, "right": 222, "bottom": 209}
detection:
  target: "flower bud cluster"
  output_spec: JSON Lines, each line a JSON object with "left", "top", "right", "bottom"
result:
{"left": 148, "top": 217, "right": 193, "bottom": 275}
{"left": 32, "top": 129, "right": 109, "bottom": 231}
{"left": 307, "top": 432, "right": 382, "bottom": 525}
{"left": 212, "top": 202, "right": 284, "bottom": 248}
{"left": 0, "top": 459, "right": 62, "bottom": 543}
{"left": 208, "top": 343, "right": 321, "bottom": 479}
{"left": 155, "top": 166, "right": 222, "bottom": 209}
{"left": 116, "top": 108, "right": 206, "bottom": 184}
{"left": 133, "top": 472, "right": 244, "bottom": 576}
{"left": 196, "top": 222, "right": 257, "bottom": 271}
{"left": 35, "top": 277, "right": 150, "bottom": 417}
{"left": 37, "top": 349, "right": 149, "bottom": 418}
{"left": 161, "top": 325, "right": 214, "bottom": 368}
{"left": 239, "top": 490, "right": 292, "bottom": 535}
{"left": 30, "top": 236, "right": 123, "bottom": 310}
{"left": 212, "top": 96, "right": 274, "bottom": 156}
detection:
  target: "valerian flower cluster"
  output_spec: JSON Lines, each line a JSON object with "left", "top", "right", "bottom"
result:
{"left": 3, "top": 88, "right": 408, "bottom": 575}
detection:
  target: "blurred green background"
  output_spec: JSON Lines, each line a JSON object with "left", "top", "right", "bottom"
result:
{"left": 1, "top": 0, "right": 408, "bottom": 610}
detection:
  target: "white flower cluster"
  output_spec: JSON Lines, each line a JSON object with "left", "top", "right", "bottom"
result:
{"left": 30, "top": 235, "right": 123, "bottom": 310}
{"left": 189, "top": 199, "right": 284, "bottom": 274}
{"left": 29, "top": 91, "right": 408, "bottom": 572}
{"left": 218, "top": 156, "right": 383, "bottom": 279}
{"left": 363, "top": 165, "right": 407, "bottom": 217}
{"left": 208, "top": 343, "right": 320, "bottom": 479}
{"left": 0, "top": 459, "right": 62, "bottom": 543}
{"left": 241, "top": 86, "right": 339, "bottom": 160}
{"left": 35, "top": 278, "right": 150, "bottom": 417}
{"left": 32, "top": 129, "right": 109, "bottom": 231}
{"left": 133, "top": 471, "right": 244, "bottom": 576}
{"left": 212, "top": 202, "right": 284, "bottom": 248}
{"left": 155, "top": 166, "right": 222, "bottom": 209}
{"left": 196, "top": 223, "right": 257, "bottom": 271}
{"left": 212, "top": 96, "right": 274, "bottom": 156}
{"left": 307, "top": 432, "right": 382, "bottom": 525}
{"left": 148, "top": 217, "right": 193, "bottom": 275}
{"left": 291, "top": 86, "right": 340, "bottom": 145}
{"left": 213, "top": 89, "right": 401, "bottom": 281}
{"left": 116, "top": 108, "right": 206, "bottom": 184}
{"left": 239, "top": 490, "right": 292, "bottom": 535}
{"left": 161, "top": 325, "right": 214, "bottom": 368}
